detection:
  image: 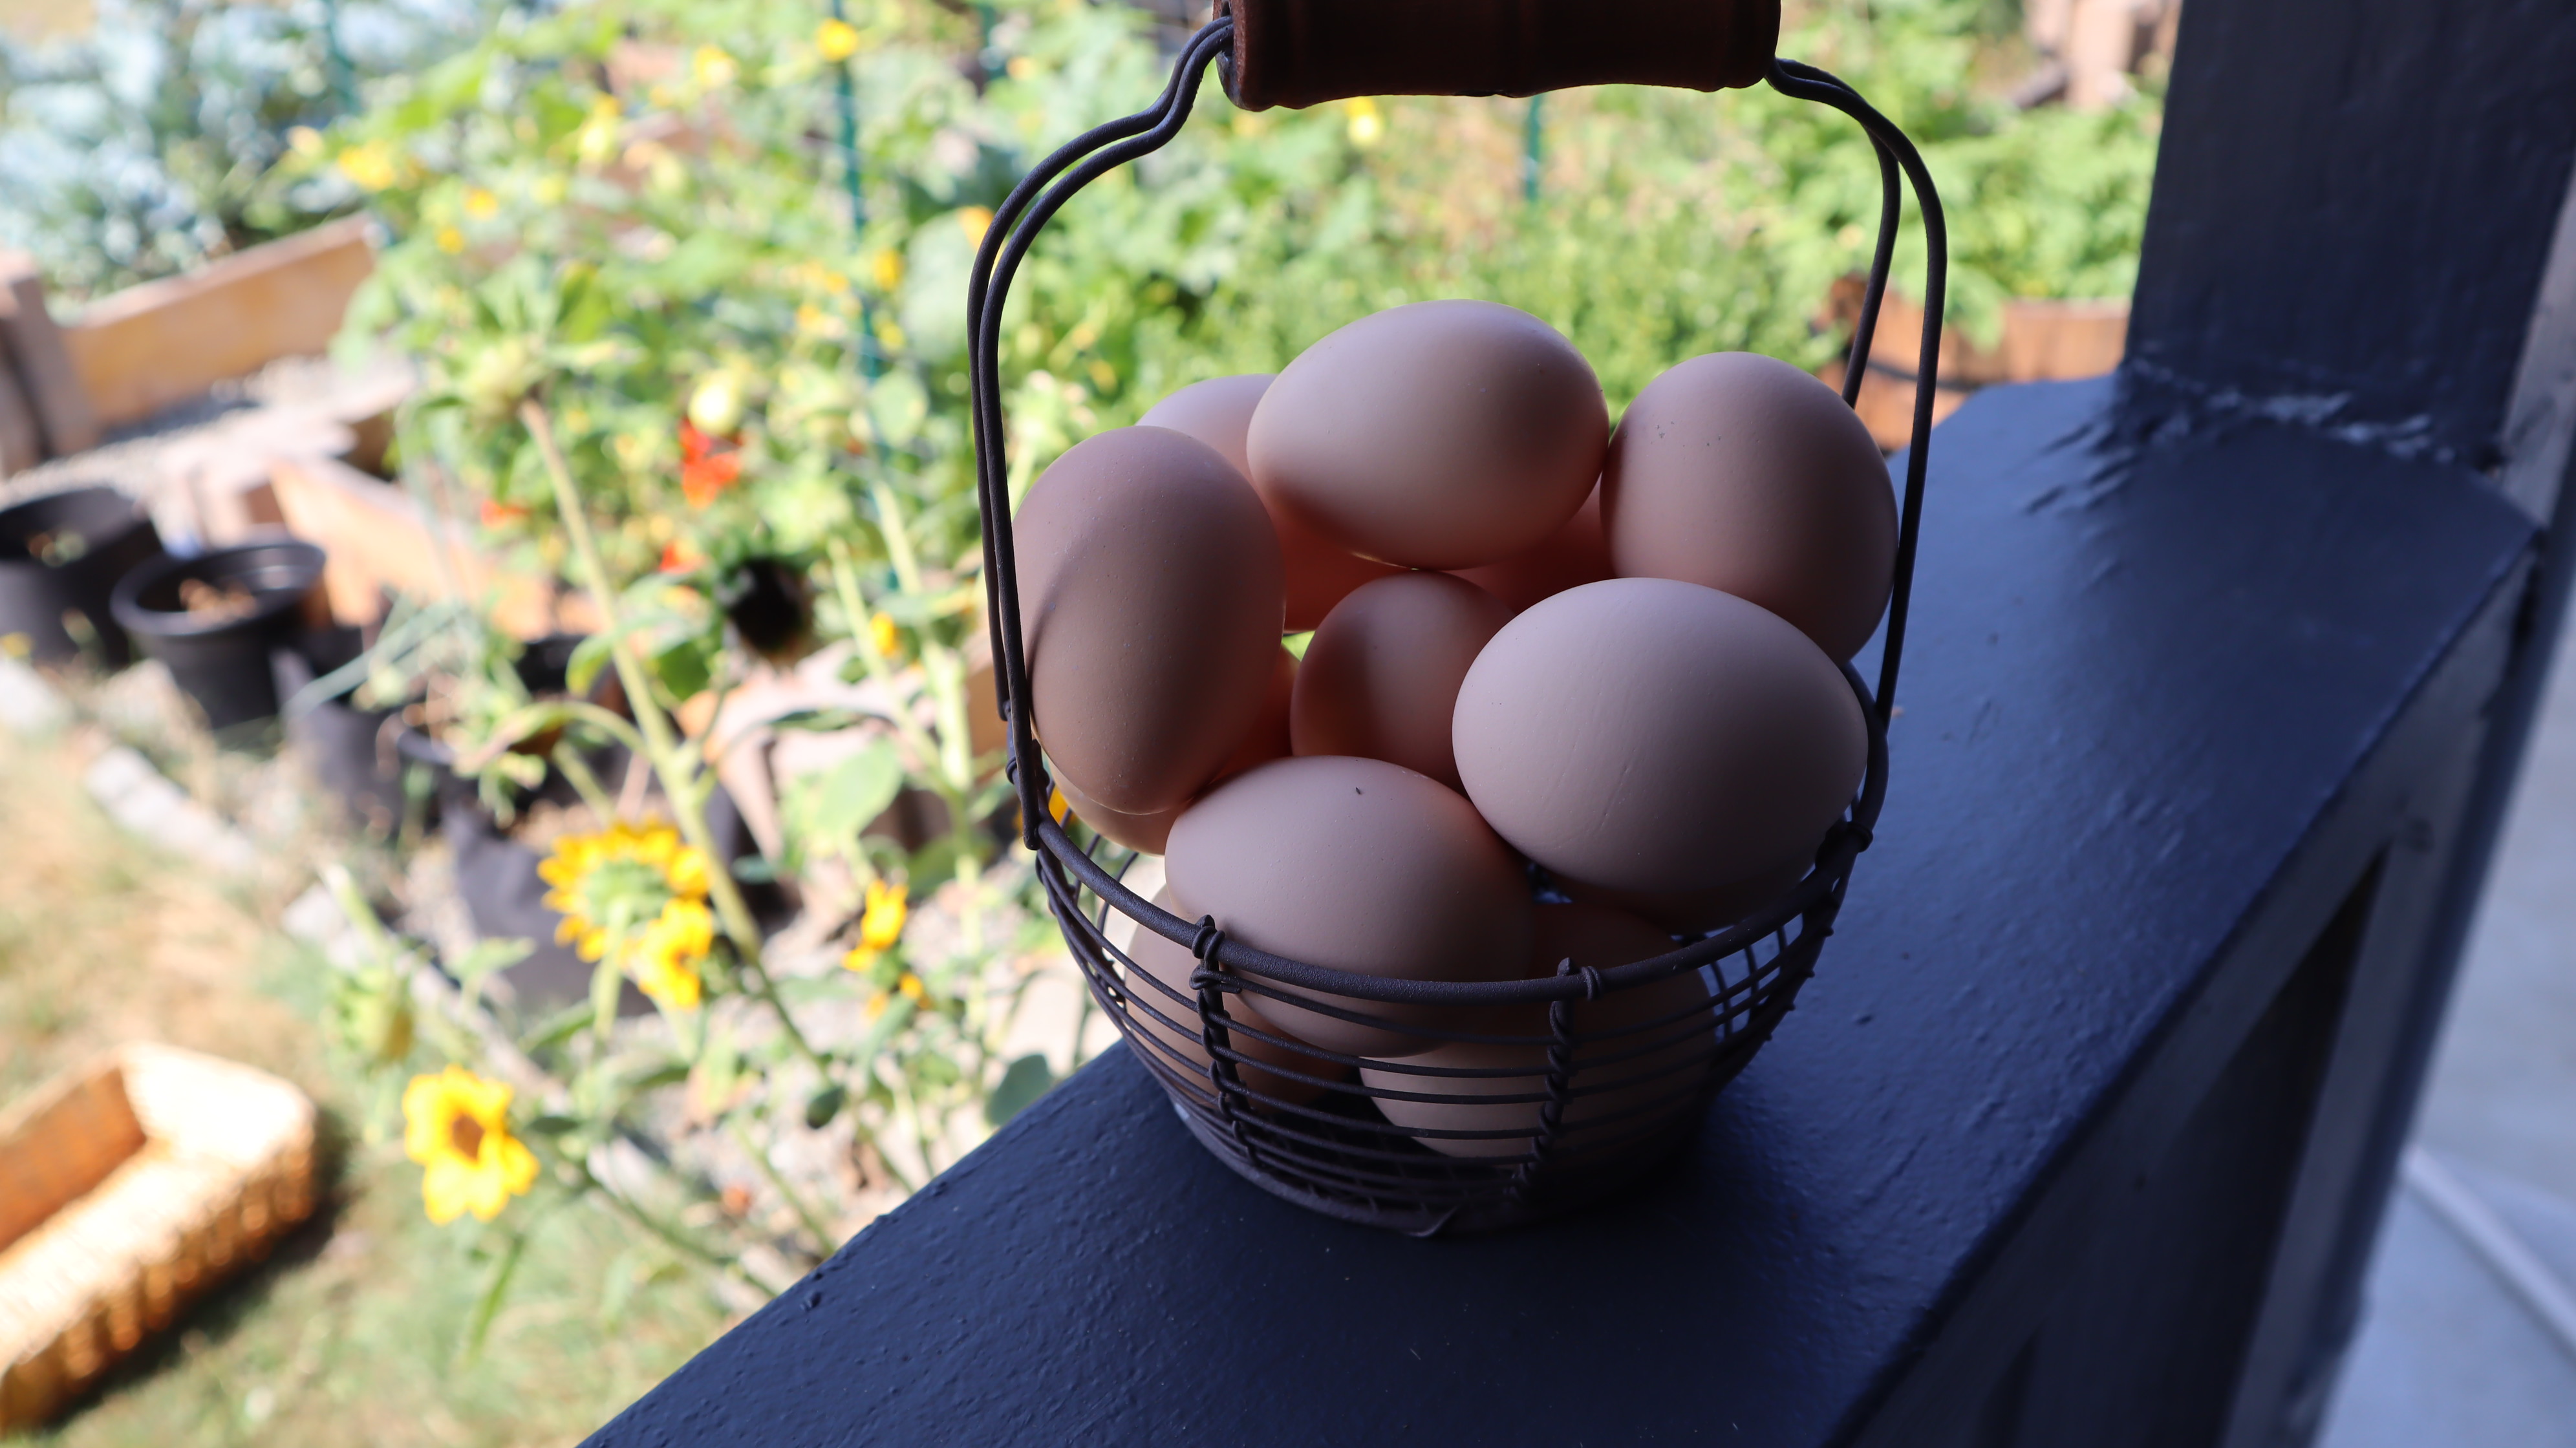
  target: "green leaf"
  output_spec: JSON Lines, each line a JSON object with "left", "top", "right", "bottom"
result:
{"left": 564, "top": 634, "right": 614, "bottom": 699}
{"left": 458, "top": 1222, "right": 531, "bottom": 1367}
{"left": 449, "top": 937, "right": 535, "bottom": 1003}
{"left": 650, "top": 636, "right": 714, "bottom": 703}
{"left": 804, "top": 1083, "right": 848, "bottom": 1129}
{"left": 799, "top": 741, "right": 905, "bottom": 847}
{"left": 985, "top": 1054, "right": 1055, "bottom": 1128}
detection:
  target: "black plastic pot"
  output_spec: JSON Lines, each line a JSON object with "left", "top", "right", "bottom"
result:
{"left": 718, "top": 556, "right": 815, "bottom": 663}
{"left": 273, "top": 626, "right": 407, "bottom": 836}
{"left": 111, "top": 538, "right": 328, "bottom": 732}
{"left": 0, "top": 486, "right": 164, "bottom": 666}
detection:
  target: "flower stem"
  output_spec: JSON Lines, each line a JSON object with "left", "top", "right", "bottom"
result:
{"left": 521, "top": 399, "right": 828, "bottom": 1076}
{"left": 728, "top": 1115, "right": 840, "bottom": 1257}
{"left": 575, "top": 1158, "right": 784, "bottom": 1295}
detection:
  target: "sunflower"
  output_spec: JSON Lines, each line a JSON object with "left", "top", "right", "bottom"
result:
{"left": 403, "top": 1066, "right": 540, "bottom": 1224}
{"left": 631, "top": 897, "right": 714, "bottom": 1010}
{"left": 541, "top": 820, "right": 716, "bottom": 1008}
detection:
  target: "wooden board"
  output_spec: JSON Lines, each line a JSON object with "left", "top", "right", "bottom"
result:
{"left": 0, "top": 350, "right": 39, "bottom": 476}
{"left": 0, "top": 255, "right": 102, "bottom": 457}
{"left": 267, "top": 451, "right": 600, "bottom": 639}
{"left": 59, "top": 218, "right": 376, "bottom": 429}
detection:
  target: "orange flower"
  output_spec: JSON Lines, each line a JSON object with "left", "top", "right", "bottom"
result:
{"left": 678, "top": 419, "right": 744, "bottom": 507}
{"left": 661, "top": 538, "right": 705, "bottom": 573}
{"left": 479, "top": 498, "right": 530, "bottom": 527}
{"left": 681, "top": 451, "right": 741, "bottom": 506}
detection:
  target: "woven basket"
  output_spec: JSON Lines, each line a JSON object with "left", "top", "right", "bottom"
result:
{"left": 0, "top": 1045, "right": 317, "bottom": 1430}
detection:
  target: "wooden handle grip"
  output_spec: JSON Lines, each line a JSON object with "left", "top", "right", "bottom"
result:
{"left": 1215, "top": 0, "right": 1780, "bottom": 111}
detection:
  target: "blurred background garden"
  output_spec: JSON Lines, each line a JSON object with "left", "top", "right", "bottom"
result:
{"left": 0, "top": 0, "right": 2163, "bottom": 1441}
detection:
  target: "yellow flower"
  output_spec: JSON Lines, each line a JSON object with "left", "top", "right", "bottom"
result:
{"left": 867, "top": 610, "right": 900, "bottom": 661}
{"left": 286, "top": 125, "right": 324, "bottom": 158}
{"left": 1047, "top": 785, "right": 1069, "bottom": 824}
{"left": 631, "top": 897, "right": 713, "bottom": 1010}
{"left": 795, "top": 261, "right": 852, "bottom": 295}
{"left": 464, "top": 186, "right": 499, "bottom": 218}
{"left": 575, "top": 94, "right": 623, "bottom": 168}
{"left": 840, "top": 879, "right": 908, "bottom": 972}
{"left": 541, "top": 819, "right": 713, "bottom": 959}
{"left": 533, "top": 173, "right": 568, "bottom": 205}
{"left": 861, "top": 879, "right": 907, "bottom": 950}
{"left": 1344, "top": 97, "right": 1384, "bottom": 147}
{"left": 336, "top": 141, "right": 398, "bottom": 191}
{"left": 956, "top": 206, "right": 994, "bottom": 246}
{"left": 869, "top": 248, "right": 904, "bottom": 292}
{"left": 796, "top": 301, "right": 838, "bottom": 337}
{"left": 1005, "top": 56, "right": 1037, "bottom": 81}
{"left": 896, "top": 970, "right": 925, "bottom": 1001}
{"left": 435, "top": 225, "right": 466, "bottom": 254}
{"left": 692, "top": 45, "right": 738, "bottom": 90}
{"left": 816, "top": 17, "right": 859, "bottom": 61}
{"left": 402, "top": 1067, "right": 539, "bottom": 1224}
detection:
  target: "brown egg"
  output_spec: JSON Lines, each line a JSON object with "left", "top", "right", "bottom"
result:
{"left": 1291, "top": 573, "right": 1512, "bottom": 791}
{"left": 1055, "top": 646, "right": 1294, "bottom": 856}
{"left": 1058, "top": 776, "right": 1181, "bottom": 855}
{"left": 1601, "top": 352, "right": 1897, "bottom": 661}
{"left": 1123, "top": 886, "right": 1340, "bottom": 1106}
{"left": 1453, "top": 578, "right": 1865, "bottom": 895}
{"left": 1166, "top": 755, "right": 1533, "bottom": 1058}
{"left": 1223, "top": 644, "right": 1297, "bottom": 779}
{"left": 1141, "top": 374, "right": 1401, "bottom": 630}
{"left": 1361, "top": 902, "right": 1712, "bottom": 1159}
{"left": 1450, "top": 486, "right": 1612, "bottom": 614}
{"left": 1016, "top": 425, "right": 1283, "bottom": 814}
{"left": 1560, "top": 853, "right": 1811, "bottom": 936}
{"left": 1247, "top": 301, "right": 1608, "bottom": 570}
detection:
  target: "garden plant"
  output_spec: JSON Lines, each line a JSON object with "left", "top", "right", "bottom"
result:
{"left": 1, "top": 0, "right": 2164, "bottom": 1352}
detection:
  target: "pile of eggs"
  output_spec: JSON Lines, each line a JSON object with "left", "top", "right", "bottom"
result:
{"left": 1017, "top": 299, "right": 1894, "bottom": 1157}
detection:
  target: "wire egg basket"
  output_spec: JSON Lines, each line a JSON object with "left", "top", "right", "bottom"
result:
{"left": 967, "top": 0, "right": 1944, "bottom": 1235}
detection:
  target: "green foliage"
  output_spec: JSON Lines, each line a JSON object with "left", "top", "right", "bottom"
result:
{"left": 0, "top": 0, "right": 488, "bottom": 300}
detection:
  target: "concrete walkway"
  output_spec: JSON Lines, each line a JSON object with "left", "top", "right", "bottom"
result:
{"left": 2318, "top": 615, "right": 2576, "bottom": 1444}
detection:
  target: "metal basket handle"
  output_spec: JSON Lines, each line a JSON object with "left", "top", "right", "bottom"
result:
{"left": 965, "top": 17, "right": 1945, "bottom": 990}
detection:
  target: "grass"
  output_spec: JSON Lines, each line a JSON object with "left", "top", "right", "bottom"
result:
{"left": 0, "top": 732, "right": 733, "bottom": 1447}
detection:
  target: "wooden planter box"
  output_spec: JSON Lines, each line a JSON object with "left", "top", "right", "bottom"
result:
{"left": 0, "top": 1045, "right": 317, "bottom": 1431}
{"left": 268, "top": 450, "right": 602, "bottom": 637}
{"left": 1823, "top": 279, "right": 2131, "bottom": 448}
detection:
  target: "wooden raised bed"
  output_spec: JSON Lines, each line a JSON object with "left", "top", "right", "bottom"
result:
{"left": 268, "top": 451, "right": 603, "bottom": 638}
{"left": 0, "top": 1045, "right": 317, "bottom": 1431}
{"left": 60, "top": 217, "right": 376, "bottom": 431}
{"left": 1823, "top": 279, "right": 2131, "bottom": 448}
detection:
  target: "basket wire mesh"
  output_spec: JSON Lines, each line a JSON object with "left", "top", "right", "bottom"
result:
{"left": 967, "top": 19, "right": 1946, "bottom": 1234}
